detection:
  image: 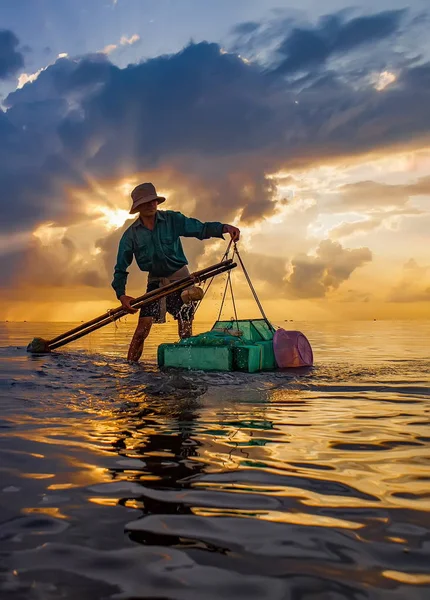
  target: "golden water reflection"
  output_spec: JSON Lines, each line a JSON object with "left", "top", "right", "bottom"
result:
{"left": 1, "top": 320, "right": 429, "bottom": 596}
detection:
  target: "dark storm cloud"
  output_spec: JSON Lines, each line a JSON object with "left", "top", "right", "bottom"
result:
{"left": 231, "top": 22, "right": 261, "bottom": 36}
{"left": 1, "top": 31, "right": 428, "bottom": 236}
{"left": 6, "top": 236, "right": 106, "bottom": 290}
{"left": 55, "top": 43, "right": 276, "bottom": 170}
{"left": 0, "top": 109, "right": 15, "bottom": 136}
{"left": 0, "top": 30, "right": 25, "bottom": 79}
{"left": 0, "top": 156, "right": 88, "bottom": 232}
{"left": 2, "top": 42, "right": 285, "bottom": 235}
{"left": 0, "top": 7, "right": 428, "bottom": 294}
{"left": 273, "top": 10, "right": 406, "bottom": 75}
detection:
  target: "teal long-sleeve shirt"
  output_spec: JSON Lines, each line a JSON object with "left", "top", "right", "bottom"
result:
{"left": 112, "top": 210, "right": 225, "bottom": 299}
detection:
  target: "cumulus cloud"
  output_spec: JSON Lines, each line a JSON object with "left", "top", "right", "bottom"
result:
{"left": 2, "top": 40, "right": 428, "bottom": 239}
{"left": 17, "top": 66, "right": 47, "bottom": 89}
{"left": 230, "top": 9, "right": 410, "bottom": 77}
{"left": 0, "top": 29, "right": 25, "bottom": 79}
{"left": 274, "top": 10, "right": 406, "bottom": 75}
{"left": 322, "top": 176, "right": 430, "bottom": 239}
{"left": 332, "top": 177, "right": 430, "bottom": 211}
{"left": 242, "top": 252, "right": 288, "bottom": 286}
{"left": 0, "top": 9, "right": 428, "bottom": 298}
{"left": 335, "top": 181, "right": 411, "bottom": 209}
{"left": 329, "top": 207, "right": 424, "bottom": 240}
{"left": 284, "top": 240, "right": 372, "bottom": 298}
{"left": 389, "top": 259, "right": 430, "bottom": 302}
{"left": 23, "top": 232, "right": 105, "bottom": 288}
{"left": 1, "top": 43, "right": 286, "bottom": 240}
{"left": 225, "top": 241, "right": 373, "bottom": 301}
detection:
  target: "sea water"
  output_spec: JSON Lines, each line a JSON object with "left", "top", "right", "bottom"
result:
{"left": 0, "top": 320, "right": 429, "bottom": 599}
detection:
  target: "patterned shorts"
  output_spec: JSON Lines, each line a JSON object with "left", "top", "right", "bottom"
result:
{"left": 139, "top": 280, "right": 195, "bottom": 321}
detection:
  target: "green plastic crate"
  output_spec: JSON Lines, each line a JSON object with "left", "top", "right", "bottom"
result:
{"left": 212, "top": 319, "right": 274, "bottom": 343}
{"left": 255, "top": 340, "right": 276, "bottom": 370}
{"left": 161, "top": 345, "right": 233, "bottom": 371}
{"left": 157, "top": 343, "right": 169, "bottom": 367}
{"left": 157, "top": 319, "right": 276, "bottom": 373}
{"left": 252, "top": 320, "right": 274, "bottom": 341}
{"left": 233, "top": 345, "right": 262, "bottom": 373}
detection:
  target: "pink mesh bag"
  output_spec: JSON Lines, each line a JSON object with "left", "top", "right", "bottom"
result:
{"left": 273, "top": 329, "right": 313, "bottom": 368}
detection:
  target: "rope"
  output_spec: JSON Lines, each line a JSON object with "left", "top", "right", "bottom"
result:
{"left": 194, "top": 239, "right": 274, "bottom": 334}
{"left": 216, "top": 270, "right": 230, "bottom": 322}
{"left": 233, "top": 244, "right": 276, "bottom": 332}
{"left": 194, "top": 240, "right": 233, "bottom": 316}
{"left": 216, "top": 268, "right": 240, "bottom": 327}
{"left": 213, "top": 240, "right": 238, "bottom": 325}
{"left": 228, "top": 269, "right": 240, "bottom": 329}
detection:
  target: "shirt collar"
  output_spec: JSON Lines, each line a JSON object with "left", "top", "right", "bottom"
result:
{"left": 132, "top": 210, "right": 165, "bottom": 228}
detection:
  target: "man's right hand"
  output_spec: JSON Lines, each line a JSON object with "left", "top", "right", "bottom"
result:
{"left": 119, "top": 295, "right": 138, "bottom": 314}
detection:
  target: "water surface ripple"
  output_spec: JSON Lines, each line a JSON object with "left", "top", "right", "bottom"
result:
{"left": 0, "top": 320, "right": 429, "bottom": 599}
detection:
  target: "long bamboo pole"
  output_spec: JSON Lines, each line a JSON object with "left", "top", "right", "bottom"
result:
{"left": 48, "top": 262, "right": 236, "bottom": 350}
{"left": 48, "top": 259, "right": 233, "bottom": 346}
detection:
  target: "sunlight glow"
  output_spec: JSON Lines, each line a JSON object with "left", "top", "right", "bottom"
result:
{"left": 17, "top": 67, "right": 46, "bottom": 89}
{"left": 0, "top": 231, "right": 32, "bottom": 254}
{"left": 90, "top": 206, "right": 134, "bottom": 231}
{"left": 102, "top": 33, "right": 140, "bottom": 55}
{"left": 219, "top": 47, "right": 250, "bottom": 64}
{"left": 33, "top": 222, "right": 67, "bottom": 246}
{"left": 115, "top": 180, "right": 136, "bottom": 197}
{"left": 102, "top": 44, "right": 118, "bottom": 55}
{"left": 383, "top": 571, "right": 430, "bottom": 585}
{"left": 307, "top": 213, "right": 367, "bottom": 239}
{"left": 120, "top": 34, "right": 140, "bottom": 46}
{"left": 375, "top": 71, "right": 397, "bottom": 91}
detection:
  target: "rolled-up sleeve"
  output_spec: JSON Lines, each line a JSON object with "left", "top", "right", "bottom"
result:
{"left": 112, "top": 231, "right": 134, "bottom": 299}
{"left": 174, "top": 212, "right": 225, "bottom": 240}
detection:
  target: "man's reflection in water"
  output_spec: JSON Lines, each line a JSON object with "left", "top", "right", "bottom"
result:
{"left": 109, "top": 393, "right": 203, "bottom": 531}
{"left": 138, "top": 397, "right": 202, "bottom": 485}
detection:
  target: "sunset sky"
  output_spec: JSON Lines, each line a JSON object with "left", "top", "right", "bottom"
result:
{"left": 0, "top": 0, "right": 429, "bottom": 322}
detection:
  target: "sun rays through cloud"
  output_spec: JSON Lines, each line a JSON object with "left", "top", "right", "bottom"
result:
{"left": 0, "top": 2, "right": 429, "bottom": 320}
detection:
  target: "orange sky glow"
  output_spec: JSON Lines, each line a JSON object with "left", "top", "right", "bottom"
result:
{"left": 2, "top": 145, "right": 429, "bottom": 323}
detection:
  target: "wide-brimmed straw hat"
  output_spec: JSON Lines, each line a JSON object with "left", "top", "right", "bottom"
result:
{"left": 129, "top": 182, "right": 166, "bottom": 214}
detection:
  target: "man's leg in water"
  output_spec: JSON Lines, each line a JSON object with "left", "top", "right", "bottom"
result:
{"left": 178, "top": 319, "right": 192, "bottom": 339}
{"left": 128, "top": 316, "right": 153, "bottom": 362}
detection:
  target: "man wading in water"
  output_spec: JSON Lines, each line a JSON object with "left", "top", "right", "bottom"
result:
{"left": 112, "top": 183, "right": 240, "bottom": 362}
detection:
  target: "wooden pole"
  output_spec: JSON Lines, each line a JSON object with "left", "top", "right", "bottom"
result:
{"left": 48, "top": 262, "right": 236, "bottom": 350}
{"left": 48, "top": 259, "right": 233, "bottom": 345}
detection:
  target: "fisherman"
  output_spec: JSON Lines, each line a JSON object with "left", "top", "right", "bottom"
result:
{"left": 112, "top": 183, "right": 240, "bottom": 362}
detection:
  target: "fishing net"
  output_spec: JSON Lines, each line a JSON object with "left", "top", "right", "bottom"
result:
{"left": 177, "top": 319, "right": 275, "bottom": 349}
{"left": 177, "top": 331, "right": 243, "bottom": 347}
{"left": 27, "top": 337, "right": 51, "bottom": 354}
{"left": 213, "top": 319, "right": 273, "bottom": 342}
